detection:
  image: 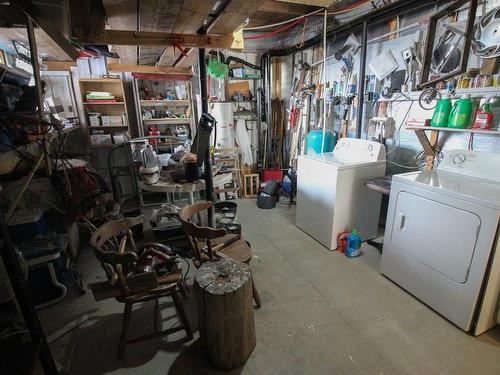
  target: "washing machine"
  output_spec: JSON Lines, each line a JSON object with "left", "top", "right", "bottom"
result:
{"left": 381, "top": 150, "right": 500, "bottom": 334}
{"left": 296, "top": 138, "right": 386, "bottom": 250}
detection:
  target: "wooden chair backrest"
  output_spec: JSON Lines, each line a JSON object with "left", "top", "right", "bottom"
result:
{"left": 179, "top": 201, "right": 226, "bottom": 262}
{"left": 90, "top": 216, "right": 144, "bottom": 294}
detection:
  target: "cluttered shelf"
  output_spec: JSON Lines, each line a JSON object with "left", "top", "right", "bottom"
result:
{"left": 227, "top": 76, "right": 262, "bottom": 81}
{"left": 83, "top": 102, "right": 125, "bottom": 106}
{"left": 89, "top": 125, "right": 128, "bottom": 128}
{"left": 364, "top": 87, "right": 500, "bottom": 103}
{"left": 78, "top": 78, "right": 123, "bottom": 83}
{"left": 140, "top": 100, "right": 190, "bottom": 106}
{"left": 143, "top": 118, "right": 191, "bottom": 125}
{"left": 405, "top": 125, "right": 500, "bottom": 135}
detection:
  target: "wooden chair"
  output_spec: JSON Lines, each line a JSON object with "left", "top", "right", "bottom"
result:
{"left": 89, "top": 216, "right": 192, "bottom": 358}
{"left": 179, "top": 201, "right": 261, "bottom": 308}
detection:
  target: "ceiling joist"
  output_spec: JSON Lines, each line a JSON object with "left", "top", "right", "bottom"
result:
{"left": 107, "top": 62, "right": 192, "bottom": 75}
{"left": 11, "top": 0, "right": 79, "bottom": 60}
{"left": 87, "top": 30, "right": 244, "bottom": 50}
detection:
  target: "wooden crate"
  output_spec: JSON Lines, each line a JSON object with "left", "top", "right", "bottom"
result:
{"left": 243, "top": 174, "right": 259, "bottom": 198}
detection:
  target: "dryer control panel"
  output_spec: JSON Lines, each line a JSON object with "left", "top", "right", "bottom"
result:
{"left": 333, "top": 138, "right": 386, "bottom": 163}
{"left": 439, "top": 150, "right": 500, "bottom": 183}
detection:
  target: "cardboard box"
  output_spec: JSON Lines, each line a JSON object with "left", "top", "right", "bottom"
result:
{"left": 90, "top": 134, "right": 112, "bottom": 145}
{"left": 227, "top": 81, "right": 251, "bottom": 101}
{"left": 109, "top": 116, "right": 123, "bottom": 126}
{"left": 89, "top": 114, "right": 101, "bottom": 126}
{"left": 101, "top": 115, "right": 110, "bottom": 126}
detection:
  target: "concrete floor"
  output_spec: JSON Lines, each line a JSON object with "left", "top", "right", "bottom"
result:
{"left": 38, "top": 199, "right": 500, "bottom": 375}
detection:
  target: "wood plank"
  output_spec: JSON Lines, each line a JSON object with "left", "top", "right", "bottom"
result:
{"left": 107, "top": 63, "right": 192, "bottom": 75}
{"left": 174, "top": 0, "right": 217, "bottom": 33}
{"left": 102, "top": 0, "right": 138, "bottom": 64}
{"left": 406, "top": 125, "right": 500, "bottom": 135}
{"left": 276, "top": 0, "right": 335, "bottom": 5}
{"left": 209, "top": 0, "right": 267, "bottom": 34}
{"left": 12, "top": 0, "right": 79, "bottom": 60}
{"left": 88, "top": 30, "right": 242, "bottom": 49}
{"left": 259, "top": 0, "right": 319, "bottom": 15}
{"left": 474, "top": 232, "right": 500, "bottom": 335}
{"left": 0, "top": 28, "right": 70, "bottom": 61}
{"left": 42, "top": 60, "right": 76, "bottom": 71}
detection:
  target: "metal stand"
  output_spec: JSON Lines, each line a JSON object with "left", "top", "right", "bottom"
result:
{"left": 197, "top": 39, "right": 215, "bottom": 226}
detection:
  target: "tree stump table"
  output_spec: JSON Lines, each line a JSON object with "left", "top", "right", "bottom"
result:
{"left": 194, "top": 258, "right": 256, "bottom": 370}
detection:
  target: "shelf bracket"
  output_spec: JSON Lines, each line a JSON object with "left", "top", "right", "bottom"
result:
{"left": 414, "top": 129, "right": 439, "bottom": 170}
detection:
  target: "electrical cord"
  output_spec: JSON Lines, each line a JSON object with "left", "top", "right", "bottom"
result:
{"left": 243, "top": 18, "right": 306, "bottom": 40}
{"left": 385, "top": 101, "right": 414, "bottom": 156}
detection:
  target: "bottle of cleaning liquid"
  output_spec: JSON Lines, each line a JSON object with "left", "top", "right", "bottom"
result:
{"left": 345, "top": 229, "right": 362, "bottom": 258}
{"left": 348, "top": 74, "right": 357, "bottom": 96}
{"left": 431, "top": 94, "right": 452, "bottom": 127}
{"left": 472, "top": 97, "right": 494, "bottom": 130}
{"left": 448, "top": 94, "right": 473, "bottom": 129}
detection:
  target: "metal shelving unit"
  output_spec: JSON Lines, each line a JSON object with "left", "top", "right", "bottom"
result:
{"left": 133, "top": 75, "right": 194, "bottom": 143}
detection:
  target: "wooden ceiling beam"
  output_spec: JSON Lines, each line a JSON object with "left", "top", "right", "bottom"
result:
{"left": 209, "top": 0, "right": 268, "bottom": 34}
{"left": 11, "top": 0, "right": 79, "bottom": 60}
{"left": 276, "top": 0, "right": 334, "bottom": 6}
{"left": 107, "top": 63, "right": 192, "bottom": 75}
{"left": 258, "top": 0, "right": 319, "bottom": 15}
{"left": 0, "top": 5, "right": 26, "bottom": 26}
{"left": 87, "top": 30, "right": 243, "bottom": 50}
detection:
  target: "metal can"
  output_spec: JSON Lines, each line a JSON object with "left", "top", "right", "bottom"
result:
{"left": 482, "top": 75, "right": 493, "bottom": 87}
{"left": 446, "top": 78, "right": 456, "bottom": 91}
{"left": 493, "top": 74, "right": 499, "bottom": 87}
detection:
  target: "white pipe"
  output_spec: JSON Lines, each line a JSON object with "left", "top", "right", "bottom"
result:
{"left": 244, "top": 9, "right": 324, "bottom": 31}
{"left": 321, "top": 8, "right": 327, "bottom": 153}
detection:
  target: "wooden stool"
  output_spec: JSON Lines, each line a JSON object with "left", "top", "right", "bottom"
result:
{"left": 194, "top": 258, "right": 256, "bottom": 370}
{"left": 243, "top": 174, "right": 259, "bottom": 198}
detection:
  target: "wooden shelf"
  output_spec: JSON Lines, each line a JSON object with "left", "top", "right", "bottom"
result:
{"left": 406, "top": 125, "right": 500, "bottom": 135}
{"left": 89, "top": 125, "right": 127, "bottom": 128}
{"left": 79, "top": 78, "right": 123, "bottom": 83}
{"left": 143, "top": 118, "right": 191, "bottom": 125}
{"left": 228, "top": 76, "right": 261, "bottom": 81}
{"left": 90, "top": 144, "right": 114, "bottom": 149}
{"left": 140, "top": 99, "right": 189, "bottom": 106}
{"left": 83, "top": 102, "right": 125, "bottom": 105}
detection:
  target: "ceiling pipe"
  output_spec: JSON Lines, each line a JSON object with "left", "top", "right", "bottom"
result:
{"left": 172, "top": 0, "right": 233, "bottom": 67}
{"left": 268, "top": 0, "right": 438, "bottom": 57}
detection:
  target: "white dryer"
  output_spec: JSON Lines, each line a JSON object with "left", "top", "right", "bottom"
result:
{"left": 296, "top": 138, "right": 386, "bottom": 250}
{"left": 381, "top": 150, "right": 500, "bottom": 333}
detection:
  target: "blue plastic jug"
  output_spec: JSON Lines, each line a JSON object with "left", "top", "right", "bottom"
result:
{"left": 345, "top": 229, "right": 362, "bottom": 258}
{"left": 306, "top": 130, "right": 337, "bottom": 154}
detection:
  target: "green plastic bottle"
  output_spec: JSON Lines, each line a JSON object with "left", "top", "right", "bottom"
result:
{"left": 448, "top": 94, "right": 473, "bottom": 129}
{"left": 431, "top": 94, "right": 452, "bottom": 127}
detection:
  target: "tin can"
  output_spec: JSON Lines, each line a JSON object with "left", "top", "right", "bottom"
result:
{"left": 446, "top": 78, "right": 456, "bottom": 91}
{"left": 491, "top": 74, "right": 499, "bottom": 87}
{"left": 482, "top": 75, "right": 493, "bottom": 87}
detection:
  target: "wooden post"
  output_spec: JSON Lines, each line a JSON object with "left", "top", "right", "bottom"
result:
{"left": 194, "top": 258, "right": 256, "bottom": 370}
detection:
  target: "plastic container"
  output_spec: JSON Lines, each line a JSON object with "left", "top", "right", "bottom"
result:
{"left": 448, "top": 94, "right": 473, "bottom": 129}
{"left": 214, "top": 201, "right": 238, "bottom": 215}
{"left": 261, "top": 169, "right": 283, "bottom": 182}
{"left": 472, "top": 97, "right": 494, "bottom": 129}
{"left": 345, "top": 229, "right": 362, "bottom": 258}
{"left": 431, "top": 94, "right": 452, "bottom": 127}
{"left": 306, "top": 130, "right": 337, "bottom": 154}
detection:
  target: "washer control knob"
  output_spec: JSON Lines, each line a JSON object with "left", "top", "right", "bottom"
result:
{"left": 367, "top": 144, "right": 373, "bottom": 152}
{"left": 453, "top": 153, "right": 466, "bottom": 165}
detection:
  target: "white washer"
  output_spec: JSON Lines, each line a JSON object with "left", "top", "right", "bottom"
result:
{"left": 381, "top": 150, "right": 500, "bottom": 333}
{"left": 296, "top": 138, "right": 386, "bottom": 250}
